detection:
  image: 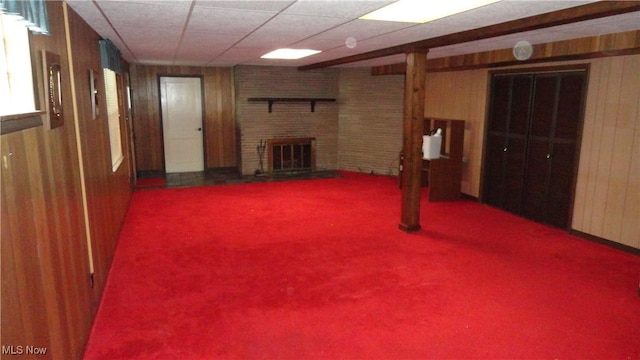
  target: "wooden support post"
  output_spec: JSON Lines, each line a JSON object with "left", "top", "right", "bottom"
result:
{"left": 399, "top": 51, "right": 427, "bottom": 232}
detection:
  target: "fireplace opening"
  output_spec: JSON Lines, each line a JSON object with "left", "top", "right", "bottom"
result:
{"left": 268, "top": 138, "right": 315, "bottom": 172}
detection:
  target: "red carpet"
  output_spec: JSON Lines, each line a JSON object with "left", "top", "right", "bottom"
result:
{"left": 84, "top": 171, "right": 640, "bottom": 359}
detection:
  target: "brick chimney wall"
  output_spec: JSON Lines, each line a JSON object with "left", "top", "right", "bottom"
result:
{"left": 337, "top": 68, "right": 404, "bottom": 176}
{"left": 235, "top": 65, "right": 405, "bottom": 177}
{"left": 235, "top": 65, "right": 339, "bottom": 175}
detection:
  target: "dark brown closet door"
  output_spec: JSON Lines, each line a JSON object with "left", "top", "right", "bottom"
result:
{"left": 521, "top": 75, "right": 557, "bottom": 224}
{"left": 483, "top": 75, "right": 532, "bottom": 214}
{"left": 522, "top": 73, "right": 585, "bottom": 228}
{"left": 483, "top": 75, "right": 533, "bottom": 214}
{"left": 483, "top": 70, "right": 586, "bottom": 229}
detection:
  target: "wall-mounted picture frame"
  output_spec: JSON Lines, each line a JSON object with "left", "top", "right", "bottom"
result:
{"left": 42, "top": 50, "right": 64, "bottom": 130}
{"left": 89, "top": 69, "right": 100, "bottom": 119}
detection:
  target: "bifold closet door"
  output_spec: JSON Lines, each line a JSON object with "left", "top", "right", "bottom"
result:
{"left": 483, "top": 75, "right": 532, "bottom": 215}
{"left": 522, "top": 73, "right": 585, "bottom": 228}
{"left": 483, "top": 70, "right": 586, "bottom": 229}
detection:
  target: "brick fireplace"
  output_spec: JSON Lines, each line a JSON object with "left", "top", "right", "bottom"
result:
{"left": 235, "top": 65, "right": 339, "bottom": 175}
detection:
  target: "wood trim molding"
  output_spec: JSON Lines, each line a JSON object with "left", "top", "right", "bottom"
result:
{"left": 487, "top": 64, "right": 590, "bottom": 77}
{"left": 371, "top": 63, "right": 407, "bottom": 76}
{"left": 372, "top": 30, "right": 640, "bottom": 75}
{"left": 0, "top": 111, "right": 45, "bottom": 135}
{"left": 300, "top": 2, "right": 640, "bottom": 70}
{"left": 570, "top": 230, "right": 640, "bottom": 256}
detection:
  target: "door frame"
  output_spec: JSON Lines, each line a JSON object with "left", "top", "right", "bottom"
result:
{"left": 480, "top": 64, "right": 590, "bottom": 230}
{"left": 122, "top": 72, "right": 136, "bottom": 188}
{"left": 158, "top": 75, "right": 206, "bottom": 173}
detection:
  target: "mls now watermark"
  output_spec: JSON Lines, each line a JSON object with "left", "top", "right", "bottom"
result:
{"left": 2, "top": 345, "right": 48, "bottom": 356}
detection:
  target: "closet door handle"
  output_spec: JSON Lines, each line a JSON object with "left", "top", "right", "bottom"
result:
{"left": 503, "top": 147, "right": 508, "bottom": 152}
{"left": 546, "top": 153, "right": 551, "bottom": 159}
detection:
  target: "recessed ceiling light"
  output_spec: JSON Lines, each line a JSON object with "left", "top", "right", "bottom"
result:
{"left": 360, "top": 0, "right": 501, "bottom": 23}
{"left": 261, "top": 49, "right": 321, "bottom": 60}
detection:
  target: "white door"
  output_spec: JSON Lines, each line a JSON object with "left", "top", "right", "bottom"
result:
{"left": 160, "top": 77, "right": 204, "bottom": 173}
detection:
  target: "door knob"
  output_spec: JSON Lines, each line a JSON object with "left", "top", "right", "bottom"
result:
{"left": 197, "top": 128, "right": 202, "bottom": 131}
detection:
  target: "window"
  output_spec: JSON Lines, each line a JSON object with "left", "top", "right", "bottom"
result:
{"left": 0, "top": 13, "right": 36, "bottom": 116}
{"left": 104, "top": 68, "right": 123, "bottom": 172}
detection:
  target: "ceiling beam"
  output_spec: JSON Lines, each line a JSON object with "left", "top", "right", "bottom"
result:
{"left": 298, "top": 1, "right": 640, "bottom": 70}
{"left": 370, "top": 29, "right": 640, "bottom": 75}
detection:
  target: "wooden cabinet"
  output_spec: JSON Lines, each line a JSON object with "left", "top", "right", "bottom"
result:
{"left": 422, "top": 118, "right": 465, "bottom": 202}
{"left": 482, "top": 70, "right": 586, "bottom": 229}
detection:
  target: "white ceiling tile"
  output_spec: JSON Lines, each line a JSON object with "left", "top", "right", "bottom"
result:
{"left": 195, "top": 0, "right": 296, "bottom": 12}
{"left": 254, "top": 13, "right": 350, "bottom": 38}
{"left": 291, "top": 38, "right": 351, "bottom": 51}
{"left": 187, "top": 7, "right": 276, "bottom": 34}
{"left": 283, "top": 0, "right": 394, "bottom": 18}
{"left": 66, "top": 1, "right": 103, "bottom": 23}
{"left": 126, "top": 1, "right": 192, "bottom": 7}
{"left": 234, "top": 36, "right": 296, "bottom": 50}
{"left": 365, "top": 23, "right": 457, "bottom": 47}
{"left": 211, "top": 47, "right": 264, "bottom": 63}
{"left": 180, "top": 31, "right": 241, "bottom": 47}
{"left": 235, "top": 13, "right": 350, "bottom": 48}
{"left": 133, "top": 48, "right": 179, "bottom": 60}
{"left": 67, "top": 1, "right": 640, "bottom": 67}
{"left": 172, "top": 53, "right": 218, "bottom": 63}
{"left": 175, "top": 40, "right": 233, "bottom": 62}
{"left": 66, "top": 1, "right": 120, "bottom": 38}
{"left": 304, "top": 19, "right": 417, "bottom": 41}
{"left": 452, "top": 1, "right": 598, "bottom": 26}
{"left": 118, "top": 27, "right": 182, "bottom": 45}
{"left": 97, "top": 1, "right": 191, "bottom": 29}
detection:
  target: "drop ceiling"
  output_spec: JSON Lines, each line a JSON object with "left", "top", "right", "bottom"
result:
{"left": 65, "top": 0, "right": 640, "bottom": 68}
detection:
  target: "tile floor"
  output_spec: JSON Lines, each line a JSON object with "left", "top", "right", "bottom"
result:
{"left": 141, "top": 168, "right": 342, "bottom": 189}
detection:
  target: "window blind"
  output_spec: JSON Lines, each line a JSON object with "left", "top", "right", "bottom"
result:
{"left": 104, "top": 69, "right": 123, "bottom": 172}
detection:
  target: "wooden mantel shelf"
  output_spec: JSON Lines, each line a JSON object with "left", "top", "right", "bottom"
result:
{"left": 248, "top": 97, "right": 336, "bottom": 113}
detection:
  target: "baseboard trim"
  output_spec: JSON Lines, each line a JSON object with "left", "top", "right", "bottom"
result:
{"left": 206, "top": 166, "right": 240, "bottom": 173}
{"left": 570, "top": 229, "right": 640, "bottom": 256}
{"left": 461, "top": 193, "right": 479, "bottom": 201}
{"left": 137, "top": 170, "right": 165, "bottom": 178}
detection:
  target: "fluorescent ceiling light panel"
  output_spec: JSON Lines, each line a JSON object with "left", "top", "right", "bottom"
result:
{"left": 360, "top": 0, "right": 501, "bottom": 23}
{"left": 261, "top": 49, "right": 321, "bottom": 60}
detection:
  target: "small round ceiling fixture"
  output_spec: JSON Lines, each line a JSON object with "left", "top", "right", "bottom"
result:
{"left": 513, "top": 40, "right": 533, "bottom": 61}
{"left": 345, "top": 37, "right": 357, "bottom": 49}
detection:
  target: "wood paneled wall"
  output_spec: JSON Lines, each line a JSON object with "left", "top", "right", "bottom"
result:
{"left": 130, "top": 65, "right": 236, "bottom": 172}
{"left": 1, "top": 4, "right": 89, "bottom": 359}
{"left": 423, "top": 70, "right": 488, "bottom": 197}
{"left": 421, "top": 55, "right": 640, "bottom": 249}
{"left": 1, "top": 3, "right": 133, "bottom": 359}
{"left": 65, "top": 5, "right": 133, "bottom": 297}
{"left": 572, "top": 55, "right": 640, "bottom": 249}
{"left": 427, "top": 30, "right": 640, "bottom": 72}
